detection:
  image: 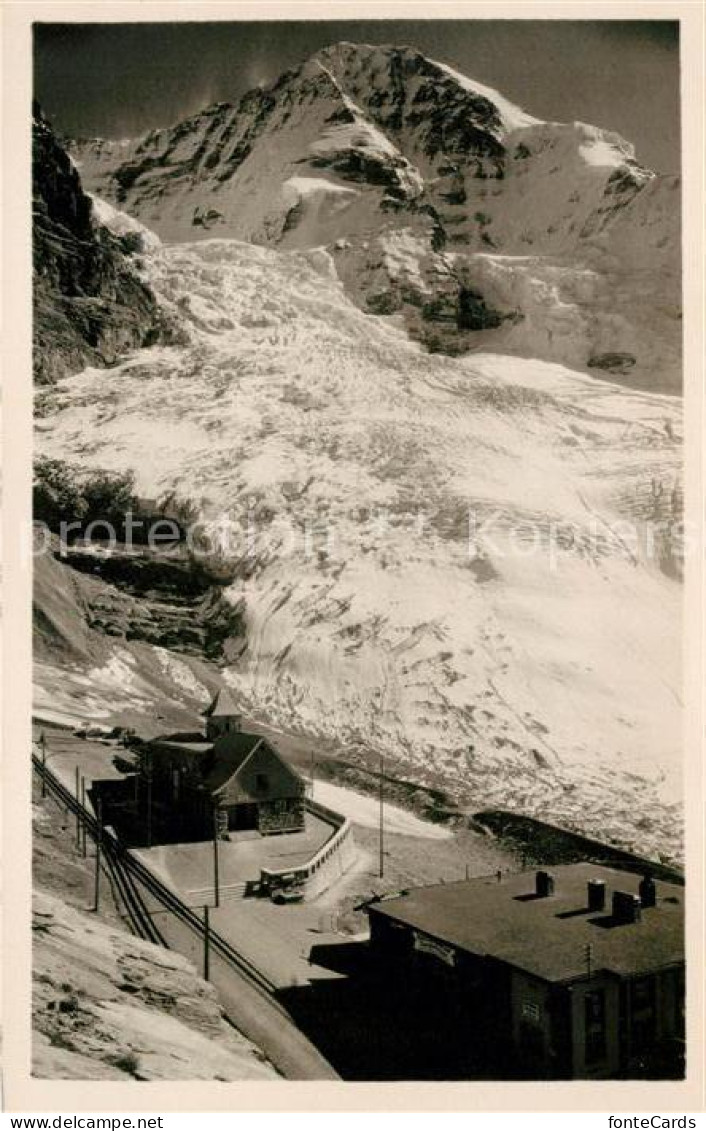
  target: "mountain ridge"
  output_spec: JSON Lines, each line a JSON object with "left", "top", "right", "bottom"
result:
{"left": 32, "top": 105, "right": 167, "bottom": 385}
{"left": 68, "top": 42, "right": 681, "bottom": 392}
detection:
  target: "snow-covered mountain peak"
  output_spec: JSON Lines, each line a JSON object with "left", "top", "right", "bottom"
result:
{"left": 311, "top": 42, "right": 542, "bottom": 136}
{"left": 68, "top": 42, "right": 681, "bottom": 393}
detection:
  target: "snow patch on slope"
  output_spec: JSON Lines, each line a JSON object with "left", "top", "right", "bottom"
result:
{"left": 432, "top": 60, "right": 542, "bottom": 133}
{"left": 89, "top": 193, "right": 162, "bottom": 250}
{"left": 36, "top": 238, "right": 683, "bottom": 863}
{"left": 313, "top": 780, "right": 451, "bottom": 839}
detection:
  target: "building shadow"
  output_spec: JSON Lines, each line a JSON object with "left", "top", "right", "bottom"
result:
{"left": 277, "top": 943, "right": 512, "bottom": 1081}
{"left": 90, "top": 778, "right": 215, "bottom": 848}
{"left": 588, "top": 914, "right": 628, "bottom": 929}
{"left": 308, "top": 940, "right": 370, "bottom": 977}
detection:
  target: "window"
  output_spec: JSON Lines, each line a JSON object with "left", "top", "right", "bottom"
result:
{"left": 584, "top": 989, "right": 607, "bottom": 1064}
{"left": 521, "top": 999, "right": 541, "bottom": 1022}
{"left": 631, "top": 976, "right": 656, "bottom": 1053}
{"left": 673, "top": 969, "right": 685, "bottom": 1036}
{"left": 255, "top": 772, "right": 269, "bottom": 793}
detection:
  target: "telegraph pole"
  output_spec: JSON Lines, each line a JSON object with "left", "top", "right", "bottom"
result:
{"left": 80, "top": 777, "right": 87, "bottom": 857}
{"left": 379, "top": 750, "right": 385, "bottom": 879}
{"left": 310, "top": 750, "right": 315, "bottom": 800}
{"left": 146, "top": 752, "right": 153, "bottom": 849}
{"left": 75, "top": 766, "right": 81, "bottom": 849}
{"left": 203, "top": 905, "right": 211, "bottom": 980}
{"left": 93, "top": 797, "right": 103, "bottom": 912}
{"left": 39, "top": 732, "right": 47, "bottom": 798}
{"left": 213, "top": 807, "right": 221, "bottom": 908}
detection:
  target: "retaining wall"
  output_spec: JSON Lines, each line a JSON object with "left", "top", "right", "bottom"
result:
{"left": 260, "top": 798, "right": 356, "bottom": 899}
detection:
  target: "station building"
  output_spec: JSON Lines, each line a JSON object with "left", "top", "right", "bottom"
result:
{"left": 365, "top": 863, "right": 684, "bottom": 1079}
{"left": 142, "top": 688, "right": 306, "bottom": 840}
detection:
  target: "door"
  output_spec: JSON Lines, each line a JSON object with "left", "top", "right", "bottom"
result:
{"left": 228, "top": 802, "right": 258, "bottom": 831}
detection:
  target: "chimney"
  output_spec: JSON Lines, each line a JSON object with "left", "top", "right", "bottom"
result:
{"left": 612, "top": 890, "right": 642, "bottom": 924}
{"left": 535, "top": 870, "right": 555, "bottom": 897}
{"left": 639, "top": 874, "right": 657, "bottom": 908}
{"left": 587, "top": 878, "right": 606, "bottom": 912}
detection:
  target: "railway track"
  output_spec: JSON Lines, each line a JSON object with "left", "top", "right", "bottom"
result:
{"left": 32, "top": 749, "right": 278, "bottom": 996}
{"left": 32, "top": 743, "right": 341, "bottom": 1078}
{"left": 32, "top": 751, "right": 165, "bottom": 946}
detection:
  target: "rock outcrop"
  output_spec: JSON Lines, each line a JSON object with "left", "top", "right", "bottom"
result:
{"left": 33, "top": 104, "right": 163, "bottom": 385}
{"left": 33, "top": 542, "right": 247, "bottom": 665}
{"left": 32, "top": 796, "right": 276, "bottom": 1080}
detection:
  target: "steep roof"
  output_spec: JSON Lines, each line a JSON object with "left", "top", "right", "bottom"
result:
{"left": 202, "top": 732, "right": 265, "bottom": 793}
{"left": 368, "top": 863, "right": 684, "bottom": 984}
{"left": 147, "top": 719, "right": 304, "bottom": 800}
{"left": 203, "top": 731, "right": 305, "bottom": 799}
{"left": 151, "top": 740, "right": 213, "bottom": 756}
{"left": 203, "top": 687, "right": 241, "bottom": 718}
{"left": 148, "top": 732, "right": 212, "bottom": 756}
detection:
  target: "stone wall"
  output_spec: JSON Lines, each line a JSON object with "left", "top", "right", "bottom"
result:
{"left": 260, "top": 799, "right": 356, "bottom": 898}
{"left": 257, "top": 797, "right": 305, "bottom": 836}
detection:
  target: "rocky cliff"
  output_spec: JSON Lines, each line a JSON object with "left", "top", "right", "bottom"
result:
{"left": 33, "top": 104, "right": 163, "bottom": 385}
{"left": 32, "top": 790, "right": 276, "bottom": 1080}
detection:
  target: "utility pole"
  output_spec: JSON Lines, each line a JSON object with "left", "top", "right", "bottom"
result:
{"left": 379, "top": 750, "right": 384, "bottom": 879}
{"left": 367, "top": 684, "right": 386, "bottom": 880}
{"left": 39, "top": 732, "right": 46, "bottom": 798}
{"left": 213, "top": 807, "right": 221, "bottom": 908}
{"left": 80, "top": 777, "right": 87, "bottom": 857}
{"left": 310, "top": 750, "right": 315, "bottom": 800}
{"left": 203, "top": 905, "right": 211, "bottom": 981}
{"left": 93, "top": 797, "right": 103, "bottom": 912}
{"left": 75, "top": 766, "right": 81, "bottom": 849}
{"left": 146, "top": 752, "right": 153, "bottom": 849}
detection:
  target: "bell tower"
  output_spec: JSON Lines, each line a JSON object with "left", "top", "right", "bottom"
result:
{"left": 203, "top": 688, "right": 242, "bottom": 741}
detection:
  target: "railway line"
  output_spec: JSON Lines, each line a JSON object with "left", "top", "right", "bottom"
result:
{"left": 31, "top": 746, "right": 338, "bottom": 1079}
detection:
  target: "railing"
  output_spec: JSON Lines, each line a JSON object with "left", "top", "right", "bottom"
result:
{"left": 259, "top": 797, "right": 354, "bottom": 895}
{"left": 307, "top": 797, "right": 346, "bottom": 828}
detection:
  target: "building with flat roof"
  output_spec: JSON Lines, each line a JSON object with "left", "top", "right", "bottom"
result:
{"left": 366, "top": 864, "right": 684, "bottom": 1079}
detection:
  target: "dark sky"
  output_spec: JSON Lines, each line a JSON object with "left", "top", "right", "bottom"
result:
{"left": 34, "top": 20, "right": 680, "bottom": 173}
